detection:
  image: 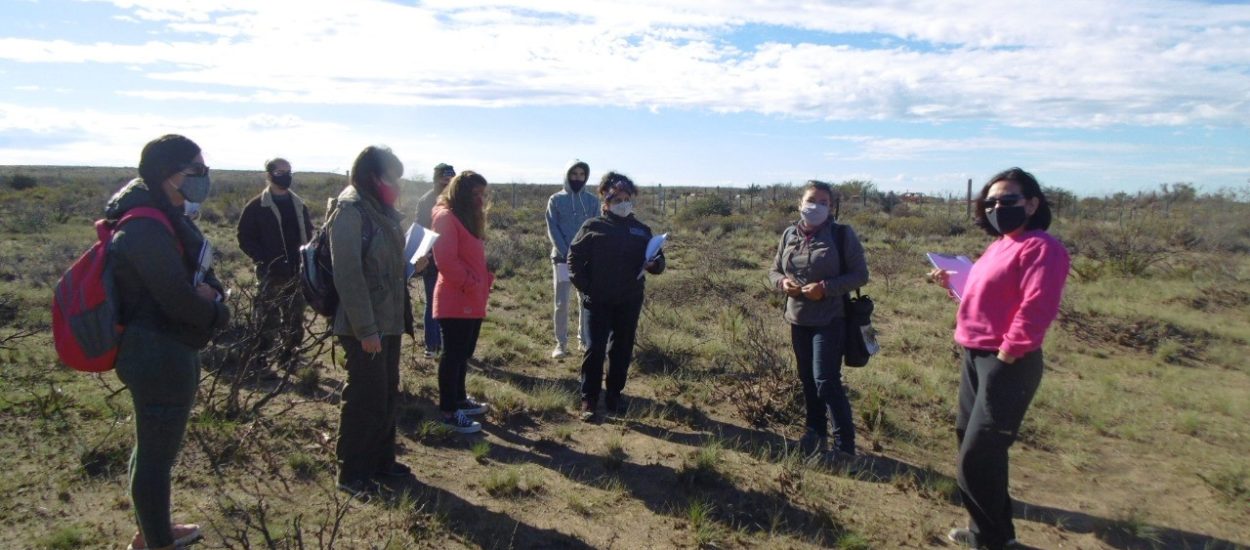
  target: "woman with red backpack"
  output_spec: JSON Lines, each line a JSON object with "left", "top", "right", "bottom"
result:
{"left": 109, "top": 134, "right": 230, "bottom": 549}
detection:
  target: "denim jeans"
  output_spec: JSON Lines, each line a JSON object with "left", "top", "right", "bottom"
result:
{"left": 579, "top": 298, "right": 644, "bottom": 403}
{"left": 552, "top": 263, "right": 589, "bottom": 350}
{"left": 421, "top": 267, "right": 442, "bottom": 352}
{"left": 438, "top": 318, "right": 482, "bottom": 412}
{"left": 115, "top": 325, "right": 199, "bottom": 549}
{"left": 955, "top": 348, "right": 1044, "bottom": 550}
{"left": 791, "top": 318, "right": 856, "bottom": 453}
{"left": 336, "top": 334, "right": 402, "bottom": 483}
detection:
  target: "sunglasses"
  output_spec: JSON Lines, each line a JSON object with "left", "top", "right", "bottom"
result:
{"left": 181, "top": 162, "right": 210, "bottom": 177}
{"left": 983, "top": 194, "right": 1024, "bottom": 209}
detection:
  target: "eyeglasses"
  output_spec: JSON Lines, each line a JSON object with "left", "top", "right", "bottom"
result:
{"left": 181, "top": 163, "right": 210, "bottom": 177}
{"left": 983, "top": 194, "right": 1023, "bottom": 209}
{"left": 607, "top": 195, "right": 631, "bottom": 205}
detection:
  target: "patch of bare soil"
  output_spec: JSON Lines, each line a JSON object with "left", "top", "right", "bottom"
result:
{"left": 1059, "top": 307, "right": 1214, "bottom": 362}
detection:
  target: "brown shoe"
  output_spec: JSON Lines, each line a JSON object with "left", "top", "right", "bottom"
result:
{"left": 578, "top": 399, "right": 596, "bottom": 422}
{"left": 127, "top": 523, "right": 202, "bottom": 549}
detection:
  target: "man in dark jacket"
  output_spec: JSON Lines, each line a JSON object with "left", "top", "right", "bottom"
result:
{"left": 236, "top": 157, "right": 314, "bottom": 374}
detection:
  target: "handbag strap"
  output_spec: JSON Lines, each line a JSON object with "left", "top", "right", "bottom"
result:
{"left": 833, "top": 223, "right": 861, "bottom": 298}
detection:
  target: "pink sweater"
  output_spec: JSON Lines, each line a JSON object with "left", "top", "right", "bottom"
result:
{"left": 431, "top": 204, "right": 494, "bottom": 319}
{"left": 955, "top": 230, "right": 1070, "bottom": 357}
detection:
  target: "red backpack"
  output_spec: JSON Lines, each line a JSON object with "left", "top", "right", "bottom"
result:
{"left": 52, "top": 207, "right": 176, "bottom": 372}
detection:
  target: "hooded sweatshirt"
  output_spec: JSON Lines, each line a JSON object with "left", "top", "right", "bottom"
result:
{"left": 106, "top": 178, "right": 230, "bottom": 349}
{"left": 545, "top": 160, "right": 599, "bottom": 263}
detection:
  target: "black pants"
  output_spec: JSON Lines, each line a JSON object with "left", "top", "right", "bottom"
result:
{"left": 336, "top": 334, "right": 401, "bottom": 483}
{"left": 955, "top": 347, "right": 1044, "bottom": 550}
{"left": 438, "top": 318, "right": 482, "bottom": 413}
{"left": 252, "top": 274, "right": 305, "bottom": 370}
{"left": 579, "top": 298, "right": 644, "bottom": 403}
{"left": 791, "top": 319, "right": 856, "bottom": 453}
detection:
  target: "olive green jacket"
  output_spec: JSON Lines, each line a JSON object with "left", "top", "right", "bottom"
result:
{"left": 105, "top": 178, "right": 230, "bottom": 349}
{"left": 328, "top": 186, "right": 408, "bottom": 339}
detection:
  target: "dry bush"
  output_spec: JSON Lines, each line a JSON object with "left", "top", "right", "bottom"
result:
{"left": 1061, "top": 219, "right": 1175, "bottom": 277}
{"left": 716, "top": 307, "right": 802, "bottom": 428}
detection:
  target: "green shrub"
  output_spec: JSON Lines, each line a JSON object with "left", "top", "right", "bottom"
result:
{"left": 5, "top": 173, "right": 37, "bottom": 190}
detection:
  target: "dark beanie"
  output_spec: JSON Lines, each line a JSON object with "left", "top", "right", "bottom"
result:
{"left": 138, "top": 134, "right": 201, "bottom": 186}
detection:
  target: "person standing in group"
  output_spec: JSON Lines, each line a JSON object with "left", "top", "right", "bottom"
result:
{"left": 568, "top": 172, "right": 665, "bottom": 421}
{"left": 432, "top": 170, "right": 494, "bottom": 434}
{"left": 544, "top": 160, "right": 598, "bottom": 359}
{"left": 414, "top": 163, "right": 455, "bottom": 357}
{"left": 768, "top": 180, "right": 868, "bottom": 459}
{"left": 929, "top": 168, "right": 1070, "bottom": 550}
{"left": 236, "top": 157, "right": 314, "bottom": 376}
{"left": 109, "top": 134, "right": 230, "bottom": 550}
{"left": 329, "top": 145, "right": 412, "bottom": 494}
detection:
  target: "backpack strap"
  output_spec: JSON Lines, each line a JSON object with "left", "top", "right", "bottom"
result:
{"left": 112, "top": 206, "right": 182, "bottom": 254}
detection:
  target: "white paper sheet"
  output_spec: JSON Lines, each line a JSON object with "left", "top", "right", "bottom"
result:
{"left": 404, "top": 223, "right": 440, "bottom": 279}
{"left": 555, "top": 262, "right": 570, "bottom": 282}
{"left": 925, "top": 252, "right": 974, "bottom": 300}
{"left": 637, "top": 233, "right": 668, "bottom": 279}
{"left": 193, "top": 240, "right": 213, "bottom": 286}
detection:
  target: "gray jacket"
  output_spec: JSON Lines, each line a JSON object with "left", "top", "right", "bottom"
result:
{"left": 545, "top": 160, "right": 599, "bottom": 263}
{"left": 768, "top": 221, "right": 869, "bottom": 326}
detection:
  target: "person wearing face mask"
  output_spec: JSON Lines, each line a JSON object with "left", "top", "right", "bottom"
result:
{"left": 928, "top": 168, "right": 1069, "bottom": 550}
{"left": 431, "top": 171, "right": 494, "bottom": 434}
{"left": 412, "top": 163, "right": 456, "bottom": 358}
{"left": 328, "top": 145, "right": 414, "bottom": 495}
{"left": 768, "top": 180, "right": 869, "bottom": 459}
{"left": 236, "top": 157, "right": 314, "bottom": 376}
{"left": 108, "top": 134, "right": 231, "bottom": 550}
{"left": 545, "top": 160, "right": 598, "bottom": 360}
{"left": 567, "top": 172, "right": 665, "bottom": 421}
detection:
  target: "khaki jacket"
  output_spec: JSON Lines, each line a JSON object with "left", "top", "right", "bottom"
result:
{"left": 328, "top": 186, "right": 407, "bottom": 338}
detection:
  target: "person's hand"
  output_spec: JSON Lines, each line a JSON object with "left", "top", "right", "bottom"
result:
{"left": 801, "top": 282, "right": 826, "bottom": 300}
{"left": 996, "top": 349, "right": 1017, "bottom": 364}
{"left": 928, "top": 268, "right": 951, "bottom": 289}
{"left": 413, "top": 255, "right": 430, "bottom": 274}
{"left": 361, "top": 333, "right": 382, "bottom": 354}
{"left": 644, "top": 260, "right": 657, "bottom": 272}
{"left": 781, "top": 278, "right": 803, "bottom": 297}
{"left": 195, "top": 283, "right": 219, "bottom": 302}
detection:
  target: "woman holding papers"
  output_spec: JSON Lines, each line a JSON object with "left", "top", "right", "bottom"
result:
{"left": 929, "top": 167, "right": 1069, "bottom": 550}
{"left": 431, "top": 171, "right": 494, "bottom": 434}
{"left": 328, "top": 146, "right": 411, "bottom": 495}
{"left": 568, "top": 172, "right": 666, "bottom": 421}
{"left": 109, "top": 135, "right": 230, "bottom": 549}
{"left": 768, "top": 180, "right": 869, "bottom": 459}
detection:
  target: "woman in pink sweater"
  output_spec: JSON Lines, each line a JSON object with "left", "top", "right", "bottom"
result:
{"left": 929, "top": 168, "right": 1070, "bottom": 550}
{"left": 432, "top": 171, "right": 495, "bottom": 434}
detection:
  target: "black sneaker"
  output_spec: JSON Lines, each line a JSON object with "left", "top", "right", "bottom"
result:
{"left": 375, "top": 461, "right": 412, "bottom": 478}
{"left": 798, "top": 428, "right": 827, "bottom": 457}
{"left": 337, "top": 478, "right": 380, "bottom": 498}
{"left": 604, "top": 394, "right": 626, "bottom": 415}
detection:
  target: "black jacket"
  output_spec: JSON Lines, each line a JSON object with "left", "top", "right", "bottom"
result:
{"left": 106, "top": 178, "right": 230, "bottom": 349}
{"left": 236, "top": 189, "right": 314, "bottom": 279}
{"left": 567, "top": 212, "right": 666, "bottom": 307}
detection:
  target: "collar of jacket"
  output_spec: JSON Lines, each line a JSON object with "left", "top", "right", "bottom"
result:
{"left": 338, "top": 185, "right": 405, "bottom": 248}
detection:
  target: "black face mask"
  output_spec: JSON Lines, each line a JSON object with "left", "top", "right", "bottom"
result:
{"left": 271, "top": 174, "right": 293, "bottom": 189}
{"left": 988, "top": 205, "right": 1028, "bottom": 235}
{"left": 568, "top": 180, "right": 586, "bottom": 193}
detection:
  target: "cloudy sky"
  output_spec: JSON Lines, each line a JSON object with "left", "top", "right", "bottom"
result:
{"left": 1, "top": 0, "right": 1248, "bottom": 195}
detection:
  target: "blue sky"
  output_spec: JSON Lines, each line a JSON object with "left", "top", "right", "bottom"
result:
{"left": 1, "top": 0, "right": 1248, "bottom": 196}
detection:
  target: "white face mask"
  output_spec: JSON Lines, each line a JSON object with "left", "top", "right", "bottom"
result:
{"left": 608, "top": 200, "right": 633, "bottom": 218}
{"left": 800, "top": 202, "right": 829, "bottom": 226}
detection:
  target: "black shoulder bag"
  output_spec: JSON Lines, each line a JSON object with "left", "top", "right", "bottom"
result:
{"left": 834, "top": 223, "right": 876, "bottom": 367}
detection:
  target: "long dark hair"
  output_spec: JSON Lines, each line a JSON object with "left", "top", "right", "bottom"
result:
{"left": 138, "top": 134, "right": 200, "bottom": 211}
{"left": 349, "top": 145, "right": 403, "bottom": 209}
{"left": 974, "top": 167, "right": 1053, "bottom": 236}
{"left": 441, "top": 170, "right": 488, "bottom": 240}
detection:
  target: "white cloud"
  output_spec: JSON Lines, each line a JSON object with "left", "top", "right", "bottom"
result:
{"left": 0, "top": 0, "right": 1243, "bottom": 129}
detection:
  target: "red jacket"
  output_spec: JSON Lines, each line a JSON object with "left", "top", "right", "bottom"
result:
{"left": 431, "top": 204, "right": 493, "bottom": 319}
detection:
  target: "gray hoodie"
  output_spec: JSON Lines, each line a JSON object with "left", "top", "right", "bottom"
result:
{"left": 545, "top": 160, "right": 600, "bottom": 263}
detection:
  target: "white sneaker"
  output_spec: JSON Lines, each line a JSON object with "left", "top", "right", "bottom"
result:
{"left": 443, "top": 410, "right": 481, "bottom": 434}
{"left": 551, "top": 346, "right": 568, "bottom": 359}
